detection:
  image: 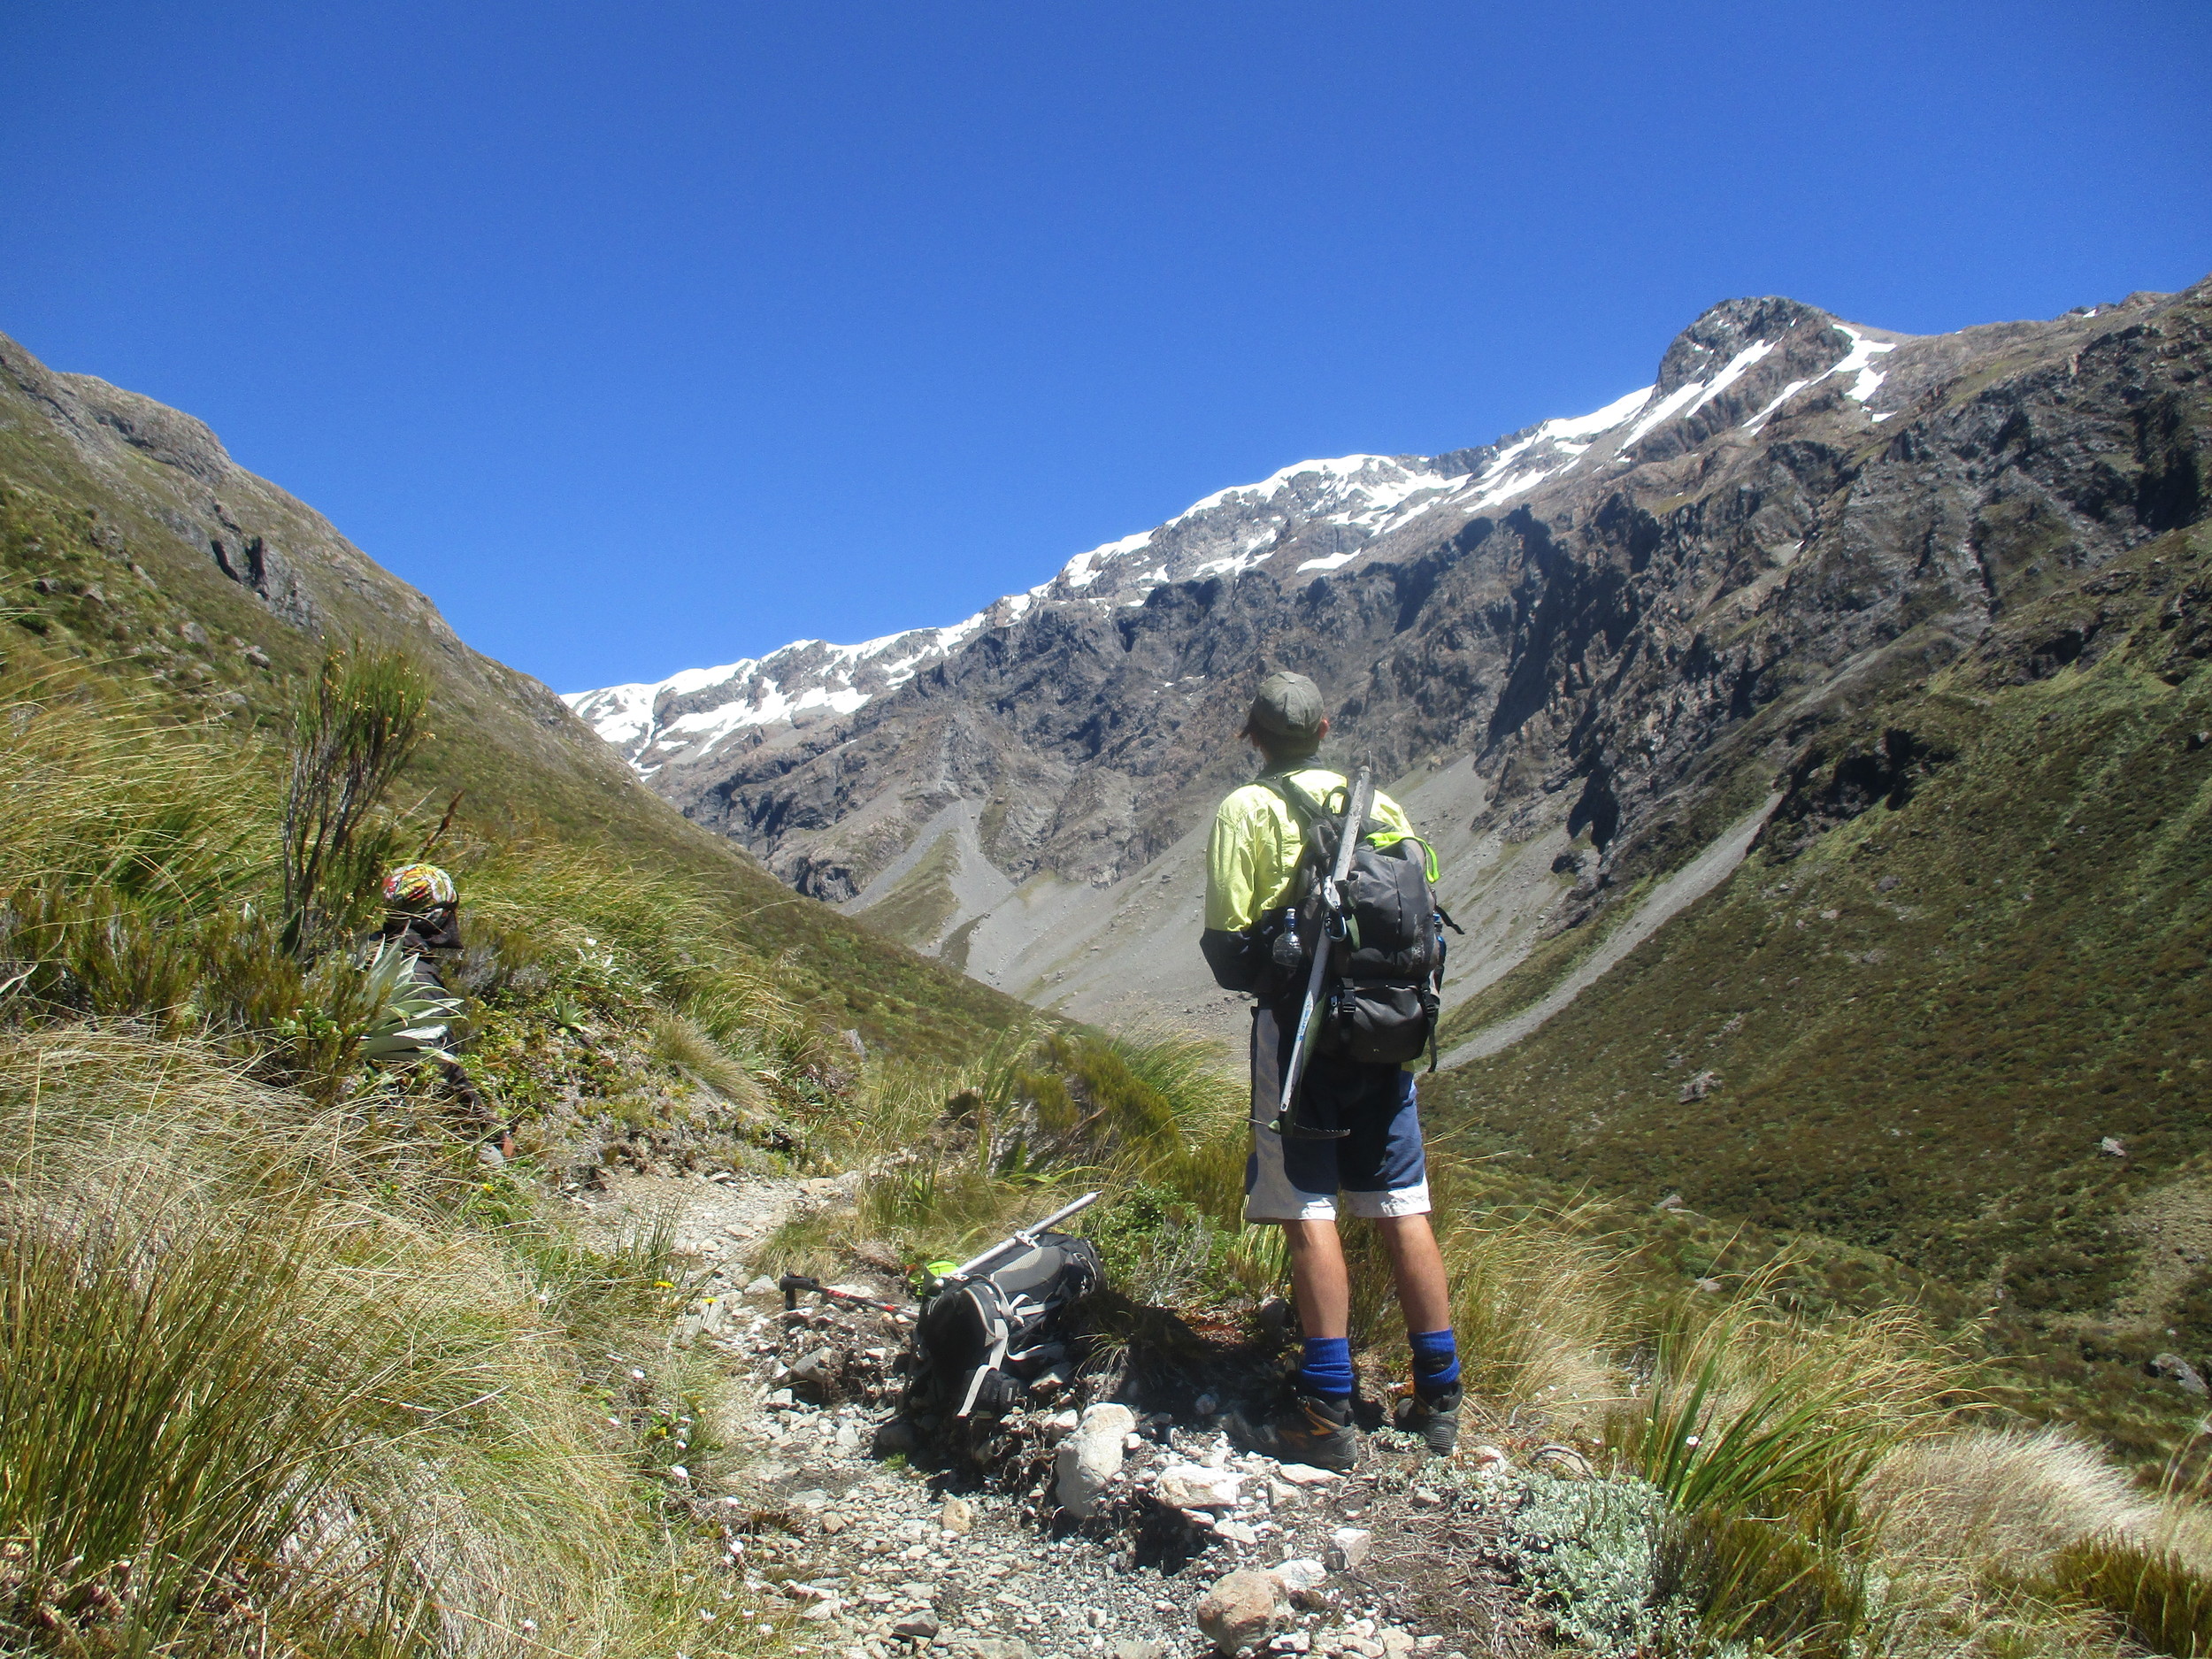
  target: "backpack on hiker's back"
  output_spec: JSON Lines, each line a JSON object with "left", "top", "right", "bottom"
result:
{"left": 1261, "top": 772, "right": 1455, "bottom": 1068}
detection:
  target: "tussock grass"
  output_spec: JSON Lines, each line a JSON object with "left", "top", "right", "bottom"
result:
{"left": 648, "top": 1010, "right": 764, "bottom": 1111}
{"left": 1621, "top": 1294, "right": 1962, "bottom": 1522}
{"left": 1432, "top": 1194, "right": 1622, "bottom": 1417}
{"left": 1867, "top": 1427, "right": 2159, "bottom": 1581}
{"left": 0, "top": 1025, "right": 689, "bottom": 1655}
{"left": 769, "top": 1024, "right": 1251, "bottom": 1296}
{"left": 0, "top": 671, "right": 270, "bottom": 909}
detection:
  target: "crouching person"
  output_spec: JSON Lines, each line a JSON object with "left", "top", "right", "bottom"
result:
{"left": 378, "top": 863, "right": 512, "bottom": 1159}
{"left": 1201, "top": 672, "right": 1461, "bottom": 1470}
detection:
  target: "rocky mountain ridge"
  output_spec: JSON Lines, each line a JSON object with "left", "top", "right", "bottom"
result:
{"left": 567, "top": 281, "right": 2209, "bottom": 1043}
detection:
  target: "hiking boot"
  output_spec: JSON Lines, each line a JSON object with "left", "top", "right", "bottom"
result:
{"left": 1392, "top": 1381, "right": 1462, "bottom": 1456}
{"left": 1229, "top": 1390, "right": 1357, "bottom": 1472}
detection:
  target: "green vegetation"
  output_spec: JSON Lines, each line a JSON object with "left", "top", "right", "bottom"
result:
{"left": 0, "top": 474, "right": 1025, "bottom": 1064}
{"left": 9, "top": 331, "right": 2212, "bottom": 1651}
{"left": 0, "top": 1028, "right": 720, "bottom": 1655}
{"left": 1428, "top": 520, "right": 2212, "bottom": 1464}
{"left": 0, "top": 627, "right": 935, "bottom": 1653}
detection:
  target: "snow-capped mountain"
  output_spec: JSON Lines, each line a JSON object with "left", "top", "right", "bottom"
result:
{"left": 563, "top": 315, "right": 1892, "bottom": 776}
{"left": 563, "top": 421, "right": 1671, "bottom": 773}
{"left": 557, "top": 285, "right": 2196, "bottom": 1044}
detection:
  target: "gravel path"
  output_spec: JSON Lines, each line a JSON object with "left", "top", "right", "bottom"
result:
{"left": 584, "top": 1171, "right": 1536, "bottom": 1659}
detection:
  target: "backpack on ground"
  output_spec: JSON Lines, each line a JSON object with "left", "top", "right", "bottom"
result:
{"left": 1265, "top": 773, "right": 1455, "bottom": 1069}
{"left": 904, "top": 1229, "right": 1102, "bottom": 1422}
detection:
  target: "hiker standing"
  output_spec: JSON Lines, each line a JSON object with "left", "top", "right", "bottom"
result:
{"left": 1201, "top": 672, "right": 1461, "bottom": 1469}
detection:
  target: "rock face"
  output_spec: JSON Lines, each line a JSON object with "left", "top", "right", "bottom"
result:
{"left": 568, "top": 281, "right": 2212, "bottom": 1043}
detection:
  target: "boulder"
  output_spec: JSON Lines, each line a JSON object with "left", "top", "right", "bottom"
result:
{"left": 1056, "top": 1402, "right": 1136, "bottom": 1517}
{"left": 1194, "top": 1568, "right": 1289, "bottom": 1655}
{"left": 2153, "top": 1353, "right": 2210, "bottom": 1395}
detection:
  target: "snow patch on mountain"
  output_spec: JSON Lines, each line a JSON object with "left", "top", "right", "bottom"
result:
{"left": 562, "top": 337, "right": 1858, "bottom": 768}
{"left": 1741, "top": 324, "right": 1901, "bottom": 433}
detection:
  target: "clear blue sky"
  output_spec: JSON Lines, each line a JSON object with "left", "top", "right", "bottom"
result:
{"left": 4, "top": 3, "right": 2208, "bottom": 694}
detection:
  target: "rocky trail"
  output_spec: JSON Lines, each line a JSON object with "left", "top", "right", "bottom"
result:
{"left": 572, "top": 1170, "right": 1578, "bottom": 1659}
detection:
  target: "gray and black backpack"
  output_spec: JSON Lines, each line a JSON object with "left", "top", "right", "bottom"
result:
{"left": 1265, "top": 772, "right": 1457, "bottom": 1069}
{"left": 904, "top": 1230, "right": 1103, "bottom": 1422}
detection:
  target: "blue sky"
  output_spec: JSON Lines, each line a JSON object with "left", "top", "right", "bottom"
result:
{"left": 4, "top": 3, "right": 2208, "bottom": 694}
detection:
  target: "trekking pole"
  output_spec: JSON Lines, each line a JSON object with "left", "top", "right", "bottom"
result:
{"left": 1268, "top": 767, "right": 1373, "bottom": 1139}
{"left": 950, "top": 1189, "right": 1102, "bottom": 1279}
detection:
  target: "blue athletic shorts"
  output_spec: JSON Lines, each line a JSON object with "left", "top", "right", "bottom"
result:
{"left": 1243, "top": 1002, "right": 1430, "bottom": 1223}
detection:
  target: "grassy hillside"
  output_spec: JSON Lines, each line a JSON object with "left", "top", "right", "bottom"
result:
{"left": 1427, "top": 518, "right": 2212, "bottom": 1458}
{"left": 0, "top": 335, "right": 1025, "bottom": 1064}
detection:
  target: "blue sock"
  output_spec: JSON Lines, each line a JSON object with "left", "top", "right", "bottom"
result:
{"left": 1298, "top": 1336, "right": 1354, "bottom": 1400}
{"left": 1409, "top": 1328, "right": 1459, "bottom": 1395}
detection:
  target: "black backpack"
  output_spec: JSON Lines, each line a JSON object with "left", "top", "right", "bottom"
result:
{"left": 1265, "top": 772, "right": 1455, "bottom": 1069}
{"left": 905, "top": 1231, "right": 1102, "bottom": 1421}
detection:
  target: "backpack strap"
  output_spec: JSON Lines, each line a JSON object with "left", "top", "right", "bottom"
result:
{"left": 1256, "top": 768, "right": 1344, "bottom": 833}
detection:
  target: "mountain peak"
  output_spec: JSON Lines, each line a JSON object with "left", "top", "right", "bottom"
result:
{"left": 565, "top": 294, "right": 1931, "bottom": 773}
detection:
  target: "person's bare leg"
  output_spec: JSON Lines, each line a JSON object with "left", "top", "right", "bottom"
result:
{"left": 1373, "top": 1213, "right": 1451, "bottom": 1333}
{"left": 1281, "top": 1218, "right": 1350, "bottom": 1338}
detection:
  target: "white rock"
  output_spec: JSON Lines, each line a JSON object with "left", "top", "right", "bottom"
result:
{"left": 1468, "top": 1444, "right": 1509, "bottom": 1471}
{"left": 1325, "top": 1528, "right": 1372, "bottom": 1571}
{"left": 1056, "top": 1402, "right": 1136, "bottom": 1518}
{"left": 1272, "top": 1463, "right": 1339, "bottom": 1487}
{"left": 1271, "top": 1559, "right": 1327, "bottom": 1594}
{"left": 1215, "top": 1518, "right": 1259, "bottom": 1545}
{"left": 1157, "top": 1463, "right": 1243, "bottom": 1509}
{"left": 745, "top": 1275, "right": 779, "bottom": 1295}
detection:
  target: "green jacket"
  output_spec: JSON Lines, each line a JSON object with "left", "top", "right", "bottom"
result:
{"left": 1203, "top": 765, "right": 1425, "bottom": 934}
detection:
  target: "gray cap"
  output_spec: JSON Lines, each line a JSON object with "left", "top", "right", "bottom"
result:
{"left": 1244, "top": 671, "right": 1325, "bottom": 752}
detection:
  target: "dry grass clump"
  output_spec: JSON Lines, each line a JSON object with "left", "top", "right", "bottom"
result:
{"left": 1860, "top": 1426, "right": 2212, "bottom": 1656}
{"left": 0, "top": 672, "right": 269, "bottom": 906}
{"left": 0, "top": 1025, "right": 723, "bottom": 1656}
{"left": 1433, "top": 1196, "right": 1623, "bottom": 1419}
{"left": 648, "top": 1009, "right": 766, "bottom": 1111}
{"left": 1867, "top": 1426, "right": 2160, "bottom": 1581}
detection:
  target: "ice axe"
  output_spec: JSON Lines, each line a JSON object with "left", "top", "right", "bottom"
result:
{"left": 1266, "top": 765, "right": 1372, "bottom": 1140}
